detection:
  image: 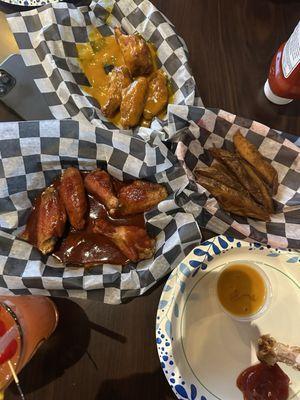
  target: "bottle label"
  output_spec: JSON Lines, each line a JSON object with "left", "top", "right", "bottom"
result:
{"left": 282, "top": 22, "right": 300, "bottom": 78}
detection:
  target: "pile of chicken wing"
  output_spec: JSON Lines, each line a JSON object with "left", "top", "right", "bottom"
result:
{"left": 21, "top": 168, "right": 168, "bottom": 266}
{"left": 79, "top": 27, "right": 170, "bottom": 129}
{"left": 104, "top": 28, "right": 169, "bottom": 128}
{"left": 194, "top": 131, "right": 278, "bottom": 221}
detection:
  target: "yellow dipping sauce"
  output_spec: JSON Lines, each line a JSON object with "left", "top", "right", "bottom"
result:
{"left": 217, "top": 263, "right": 266, "bottom": 317}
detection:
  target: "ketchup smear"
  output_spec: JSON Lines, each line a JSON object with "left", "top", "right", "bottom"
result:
{"left": 0, "top": 320, "right": 17, "bottom": 365}
{"left": 237, "top": 363, "right": 290, "bottom": 400}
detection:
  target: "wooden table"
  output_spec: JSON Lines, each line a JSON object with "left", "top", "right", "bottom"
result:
{"left": 1, "top": 1, "right": 300, "bottom": 399}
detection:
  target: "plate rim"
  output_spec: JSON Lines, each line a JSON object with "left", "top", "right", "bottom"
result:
{"left": 1, "top": 0, "right": 59, "bottom": 7}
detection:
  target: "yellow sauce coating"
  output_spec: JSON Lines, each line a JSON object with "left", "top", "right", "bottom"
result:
{"left": 77, "top": 30, "right": 125, "bottom": 108}
{"left": 217, "top": 264, "right": 266, "bottom": 317}
{"left": 77, "top": 29, "right": 172, "bottom": 127}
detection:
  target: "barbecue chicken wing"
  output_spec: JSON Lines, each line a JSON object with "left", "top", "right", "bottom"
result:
{"left": 115, "top": 27, "right": 153, "bottom": 77}
{"left": 117, "top": 180, "right": 168, "bottom": 216}
{"left": 120, "top": 77, "right": 148, "bottom": 128}
{"left": 59, "top": 167, "right": 87, "bottom": 230}
{"left": 21, "top": 186, "right": 67, "bottom": 255}
{"left": 84, "top": 169, "right": 119, "bottom": 214}
{"left": 93, "top": 218, "right": 155, "bottom": 262}
{"left": 143, "top": 70, "right": 169, "bottom": 120}
{"left": 101, "top": 66, "right": 132, "bottom": 118}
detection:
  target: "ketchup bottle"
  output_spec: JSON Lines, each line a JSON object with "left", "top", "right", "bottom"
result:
{"left": 264, "top": 21, "right": 300, "bottom": 104}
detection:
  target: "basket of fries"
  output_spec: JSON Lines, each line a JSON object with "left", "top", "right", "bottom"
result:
{"left": 173, "top": 106, "right": 300, "bottom": 249}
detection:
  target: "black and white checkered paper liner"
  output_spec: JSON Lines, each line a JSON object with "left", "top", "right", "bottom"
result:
{"left": 7, "top": 0, "right": 200, "bottom": 136}
{"left": 168, "top": 105, "right": 300, "bottom": 249}
{"left": 0, "top": 120, "right": 201, "bottom": 304}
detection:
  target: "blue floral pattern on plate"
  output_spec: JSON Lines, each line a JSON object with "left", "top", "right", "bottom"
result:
{"left": 1, "top": 0, "right": 58, "bottom": 7}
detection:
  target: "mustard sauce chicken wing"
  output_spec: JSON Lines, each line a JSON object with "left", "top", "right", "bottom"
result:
{"left": 59, "top": 167, "right": 87, "bottom": 230}
{"left": 143, "top": 70, "right": 169, "bottom": 120}
{"left": 101, "top": 66, "right": 132, "bottom": 118}
{"left": 120, "top": 77, "right": 148, "bottom": 128}
{"left": 115, "top": 27, "right": 153, "bottom": 77}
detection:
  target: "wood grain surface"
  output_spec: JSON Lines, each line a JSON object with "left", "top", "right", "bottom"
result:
{"left": 1, "top": 1, "right": 300, "bottom": 399}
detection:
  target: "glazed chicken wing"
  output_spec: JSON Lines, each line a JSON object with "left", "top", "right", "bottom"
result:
{"left": 120, "top": 77, "right": 148, "bottom": 128}
{"left": 101, "top": 66, "right": 132, "bottom": 118}
{"left": 21, "top": 186, "right": 67, "bottom": 255}
{"left": 115, "top": 27, "right": 153, "bottom": 77}
{"left": 93, "top": 218, "right": 155, "bottom": 262}
{"left": 59, "top": 167, "right": 87, "bottom": 230}
{"left": 84, "top": 169, "right": 119, "bottom": 214}
{"left": 143, "top": 70, "right": 169, "bottom": 120}
{"left": 117, "top": 180, "right": 168, "bottom": 216}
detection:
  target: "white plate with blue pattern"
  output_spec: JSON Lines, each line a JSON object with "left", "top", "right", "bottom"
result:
{"left": 1, "top": 0, "right": 59, "bottom": 7}
{"left": 156, "top": 235, "right": 300, "bottom": 400}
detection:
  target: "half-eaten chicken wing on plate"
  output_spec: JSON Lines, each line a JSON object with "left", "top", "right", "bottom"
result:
{"left": 117, "top": 180, "right": 168, "bottom": 216}
{"left": 84, "top": 169, "right": 119, "bottom": 215}
{"left": 143, "top": 70, "right": 169, "bottom": 120}
{"left": 93, "top": 218, "right": 155, "bottom": 262}
{"left": 59, "top": 167, "right": 87, "bottom": 230}
{"left": 21, "top": 186, "right": 67, "bottom": 255}
{"left": 101, "top": 66, "right": 132, "bottom": 118}
{"left": 120, "top": 77, "right": 148, "bottom": 128}
{"left": 115, "top": 27, "right": 153, "bottom": 77}
{"left": 258, "top": 334, "right": 300, "bottom": 371}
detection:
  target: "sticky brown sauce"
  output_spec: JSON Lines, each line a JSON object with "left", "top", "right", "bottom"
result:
{"left": 21, "top": 196, "right": 41, "bottom": 247}
{"left": 53, "top": 194, "right": 145, "bottom": 267}
{"left": 217, "top": 263, "right": 266, "bottom": 317}
{"left": 237, "top": 363, "right": 290, "bottom": 400}
{"left": 54, "top": 231, "right": 127, "bottom": 267}
{"left": 77, "top": 29, "right": 173, "bottom": 127}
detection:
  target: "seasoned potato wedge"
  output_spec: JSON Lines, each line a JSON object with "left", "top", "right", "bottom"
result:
{"left": 233, "top": 131, "right": 278, "bottom": 194}
{"left": 196, "top": 175, "right": 270, "bottom": 221}
{"left": 209, "top": 147, "right": 266, "bottom": 206}
{"left": 240, "top": 159, "right": 274, "bottom": 213}
{"left": 194, "top": 163, "right": 247, "bottom": 194}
